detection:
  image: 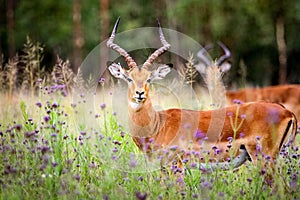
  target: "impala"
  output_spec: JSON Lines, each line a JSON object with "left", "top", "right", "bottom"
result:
{"left": 107, "top": 18, "right": 297, "bottom": 171}
{"left": 196, "top": 45, "right": 300, "bottom": 121}
{"left": 226, "top": 85, "right": 300, "bottom": 121}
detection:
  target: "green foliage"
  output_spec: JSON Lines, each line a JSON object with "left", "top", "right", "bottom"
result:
{"left": 1, "top": 0, "right": 300, "bottom": 85}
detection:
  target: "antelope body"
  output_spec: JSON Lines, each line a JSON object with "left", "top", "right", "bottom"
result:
{"left": 226, "top": 85, "right": 300, "bottom": 121}
{"left": 196, "top": 44, "right": 300, "bottom": 122}
{"left": 107, "top": 18, "right": 297, "bottom": 169}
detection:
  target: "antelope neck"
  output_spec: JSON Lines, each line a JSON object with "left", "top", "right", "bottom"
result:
{"left": 128, "top": 99, "right": 163, "bottom": 138}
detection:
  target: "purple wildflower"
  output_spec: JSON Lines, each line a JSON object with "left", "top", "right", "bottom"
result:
{"left": 73, "top": 174, "right": 81, "bottom": 182}
{"left": 35, "top": 102, "right": 42, "bottom": 108}
{"left": 227, "top": 112, "right": 233, "bottom": 117}
{"left": 52, "top": 162, "right": 58, "bottom": 167}
{"left": 239, "top": 132, "right": 245, "bottom": 138}
{"left": 52, "top": 102, "right": 58, "bottom": 108}
{"left": 195, "top": 129, "right": 206, "bottom": 140}
{"left": 120, "top": 131, "right": 125, "bottom": 138}
{"left": 266, "top": 109, "right": 279, "bottom": 124}
{"left": 43, "top": 116, "right": 50, "bottom": 123}
{"left": 14, "top": 124, "right": 22, "bottom": 131}
{"left": 99, "top": 77, "right": 105, "bottom": 84}
{"left": 169, "top": 145, "right": 178, "bottom": 151}
{"left": 233, "top": 99, "right": 244, "bottom": 105}
{"left": 135, "top": 191, "right": 147, "bottom": 200}
{"left": 100, "top": 103, "right": 106, "bottom": 110}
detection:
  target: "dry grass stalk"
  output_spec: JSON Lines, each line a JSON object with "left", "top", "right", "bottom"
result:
{"left": 5, "top": 54, "right": 19, "bottom": 95}
{"left": 205, "top": 63, "right": 226, "bottom": 108}
{"left": 178, "top": 53, "right": 198, "bottom": 86}
{"left": 21, "top": 36, "right": 45, "bottom": 94}
{"left": 51, "top": 55, "right": 75, "bottom": 95}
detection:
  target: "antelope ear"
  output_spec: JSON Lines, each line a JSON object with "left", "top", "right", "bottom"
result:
{"left": 219, "top": 62, "right": 231, "bottom": 73}
{"left": 108, "top": 63, "right": 128, "bottom": 81}
{"left": 151, "top": 64, "right": 171, "bottom": 80}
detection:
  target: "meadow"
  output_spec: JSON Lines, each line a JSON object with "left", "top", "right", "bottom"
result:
{"left": 0, "top": 39, "right": 300, "bottom": 200}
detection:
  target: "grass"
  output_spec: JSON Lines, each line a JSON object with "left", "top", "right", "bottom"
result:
{"left": 0, "top": 86, "right": 299, "bottom": 200}
{"left": 0, "top": 39, "right": 300, "bottom": 199}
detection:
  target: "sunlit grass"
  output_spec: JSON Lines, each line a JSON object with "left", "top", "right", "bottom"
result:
{"left": 0, "top": 86, "right": 299, "bottom": 200}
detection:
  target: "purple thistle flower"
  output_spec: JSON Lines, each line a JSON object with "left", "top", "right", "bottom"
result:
{"left": 100, "top": 103, "right": 106, "bottom": 110}
{"left": 129, "top": 154, "right": 138, "bottom": 168}
{"left": 14, "top": 124, "right": 22, "bottom": 131}
{"left": 190, "top": 162, "right": 197, "bottom": 168}
{"left": 227, "top": 112, "right": 233, "bottom": 117}
{"left": 89, "top": 162, "right": 96, "bottom": 168}
{"left": 73, "top": 174, "right": 81, "bottom": 182}
{"left": 266, "top": 109, "right": 280, "bottom": 124}
{"left": 135, "top": 191, "right": 147, "bottom": 200}
{"left": 52, "top": 162, "right": 58, "bottom": 167}
{"left": 51, "top": 133, "right": 57, "bottom": 138}
{"left": 24, "top": 131, "right": 34, "bottom": 138}
{"left": 52, "top": 102, "right": 58, "bottom": 108}
{"left": 260, "top": 168, "right": 266, "bottom": 175}
{"left": 195, "top": 129, "right": 206, "bottom": 140}
{"left": 218, "top": 192, "right": 224, "bottom": 197}
{"left": 35, "top": 102, "right": 42, "bottom": 108}
{"left": 240, "top": 114, "right": 246, "bottom": 119}
{"left": 239, "top": 132, "right": 245, "bottom": 138}
{"left": 99, "top": 77, "right": 105, "bottom": 84}
{"left": 120, "top": 131, "right": 125, "bottom": 138}
{"left": 169, "top": 145, "right": 178, "bottom": 151}
{"left": 233, "top": 99, "right": 244, "bottom": 105}
{"left": 44, "top": 116, "right": 50, "bottom": 123}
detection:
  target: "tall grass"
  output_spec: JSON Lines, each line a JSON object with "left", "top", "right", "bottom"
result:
{"left": 0, "top": 39, "right": 299, "bottom": 199}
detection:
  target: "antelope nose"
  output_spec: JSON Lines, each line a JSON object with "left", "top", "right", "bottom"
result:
{"left": 136, "top": 91, "right": 145, "bottom": 96}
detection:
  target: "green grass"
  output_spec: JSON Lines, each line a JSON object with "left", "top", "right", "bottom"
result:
{"left": 0, "top": 88, "right": 299, "bottom": 200}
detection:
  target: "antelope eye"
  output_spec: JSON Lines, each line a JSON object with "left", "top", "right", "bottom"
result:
{"left": 146, "top": 78, "right": 151, "bottom": 83}
{"left": 127, "top": 78, "right": 133, "bottom": 82}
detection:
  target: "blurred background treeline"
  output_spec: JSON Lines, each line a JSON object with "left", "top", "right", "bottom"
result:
{"left": 0, "top": 0, "right": 300, "bottom": 87}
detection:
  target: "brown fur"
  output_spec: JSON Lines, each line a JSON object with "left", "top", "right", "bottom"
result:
{"left": 226, "top": 84, "right": 300, "bottom": 121}
{"left": 130, "top": 94, "right": 297, "bottom": 164}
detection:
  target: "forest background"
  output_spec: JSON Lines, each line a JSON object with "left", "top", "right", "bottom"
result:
{"left": 1, "top": 0, "right": 300, "bottom": 86}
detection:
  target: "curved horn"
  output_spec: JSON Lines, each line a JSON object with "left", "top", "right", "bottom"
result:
{"left": 216, "top": 41, "right": 231, "bottom": 66}
{"left": 199, "top": 148, "right": 249, "bottom": 172}
{"left": 142, "top": 20, "right": 171, "bottom": 68}
{"left": 107, "top": 17, "right": 138, "bottom": 69}
{"left": 197, "top": 44, "right": 213, "bottom": 66}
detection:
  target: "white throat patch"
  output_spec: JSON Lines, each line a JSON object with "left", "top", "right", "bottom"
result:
{"left": 129, "top": 101, "right": 142, "bottom": 111}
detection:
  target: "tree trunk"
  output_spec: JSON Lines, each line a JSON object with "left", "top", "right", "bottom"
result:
{"left": 73, "top": 0, "right": 84, "bottom": 71}
{"left": 276, "top": 16, "right": 287, "bottom": 84}
{"left": 6, "top": 0, "right": 16, "bottom": 58}
{"left": 100, "top": 0, "right": 110, "bottom": 80}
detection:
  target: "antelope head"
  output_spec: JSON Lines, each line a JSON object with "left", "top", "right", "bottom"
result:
{"left": 195, "top": 41, "right": 231, "bottom": 74}
{"left": 107, "top": 17, "right": 172, "bottom": 111}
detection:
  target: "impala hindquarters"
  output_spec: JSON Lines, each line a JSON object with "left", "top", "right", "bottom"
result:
{"left": 106, "top": 17, "right": 298, "bottom": 173}
{"left": 226, "top": 84, "right": 300, "bottom": 122}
